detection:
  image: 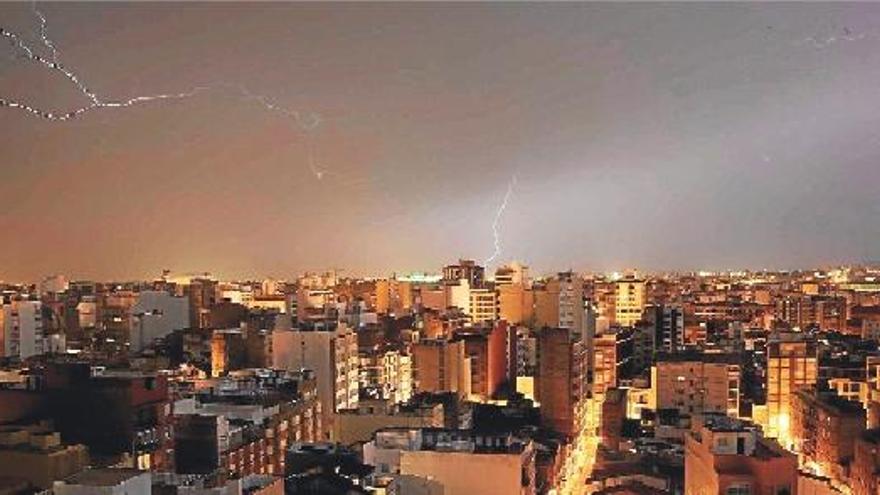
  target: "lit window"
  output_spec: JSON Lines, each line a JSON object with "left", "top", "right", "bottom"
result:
{"left": 726, "top": 485, "right": 750, "bottom": 495}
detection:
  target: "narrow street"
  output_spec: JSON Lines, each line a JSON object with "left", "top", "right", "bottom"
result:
{"left": 556, "top": 395, "right": 602, "bottom": 495}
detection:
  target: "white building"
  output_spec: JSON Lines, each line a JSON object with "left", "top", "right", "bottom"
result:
{"left": 272, "top": 324, "right": 359, "bottom": 436}
{"left": 220, "top": 283, "right": 254, "bottom": 306}
{"left": 2, "top": 300, "right": 44, "bottom": 360}
{"left": 129, "top": 290, "right": 190, "bottom": 352}
{"left": 556, "top": 272, "right": 585, "bottom": 338}
{"left": 359, "top": 350, "right": 414, "bottom": 404}
{"left": 53, "top": 469, "right": 151, "bottom": 495}
{"left": 449, "top": 279, "right": 498, "bottom": 324}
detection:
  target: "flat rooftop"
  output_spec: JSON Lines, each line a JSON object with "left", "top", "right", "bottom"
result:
{"left": 64, "top": 468, "right": 145, "bottom": 486}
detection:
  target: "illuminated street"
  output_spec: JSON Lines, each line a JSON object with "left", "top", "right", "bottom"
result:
{"left": 556, "top": 395, "right": 602, "bottom": 495}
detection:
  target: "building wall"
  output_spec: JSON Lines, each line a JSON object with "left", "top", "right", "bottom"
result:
{"left": 487, "top": 322, "right": 508, "bottom": 399}
{"left": 2, "top": 300, "right": 44, "bottom": 359}
{"left": 797, "top": 473, "right": 845, "bottom": 495}
{"left": 533, "top": 289, "right": 560, "bottom": 329}
{"left": 852, "top": 431, "right": 880, "bottom": 495}
{"left": 130, "top": 291, "right": 189, "bottom": 352}
{"left": 652, "top": 360, "right": 739, "bottom": 418}
{"left": 271, "top": 327, "right": 358, "bottom": 437}
{"left": 334, "top": 407, "right": 443, "bottom": 445}
{"left": 555, "top": 273, "right": 585, "bottom": 339}
{"left": 43, "top": 366, "right": 173, "bottom": 471}
{"left": 791, "top": 390, "right": 865, "bottom": 481}
{"left": 499, "top": 284, "right": 534, "bottom": 325}
{"left": 54, "top": 471, "right": 152, "bottom": 495}
{"left": 0, "top": 432, "right": 89, "bottom": 489}
{"left": 469, "top": 288, "right": 498, "bottom": 323}
{"left": 359, "top": 351, "right": 414, "bottom": 404}
{"left": 412, "top": 340, "right": 469, "bottom": 398}
{"left": 419, "top": 288, "right": 448, "bottom": 312}
{"left": 614, "top": 280, "right": 646, "bottom": 327}
{"left": 0, "top": 390, "right": 47, "bottom": 424}
{"left": 593, "top": 333, "right": 618, "bottom": 398}
{"left": 766, "top": 338, "right": 818, "bottom": 442}
{"left": 399, "top": 447, "right": 535, "bottom": 495}
{"left": 453, "top": 324, "right": 508, "bottom": 401}
{"left": 601, "top": 389, "right": 627, "bottom": 451}
{"left": 536, "top": 328, "right": 582, "bottom": 438}
{"left": 685, "top": 427, "right": 797, "bottom": 495}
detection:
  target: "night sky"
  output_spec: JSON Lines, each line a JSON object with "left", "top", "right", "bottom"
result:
{"left": 1, "top": 3, "right": 878, "bottom": 281}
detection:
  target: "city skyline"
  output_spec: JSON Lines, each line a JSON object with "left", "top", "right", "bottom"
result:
{"left": 2, "top": 3, "right": 879, "bottom": 280}
{"left": 5, "top": 4, "right": 880, "bottom": 495}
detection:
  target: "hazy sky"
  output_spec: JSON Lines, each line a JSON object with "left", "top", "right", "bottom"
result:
{"left": 1, "top": 2, "right": 879, "bottom": 281}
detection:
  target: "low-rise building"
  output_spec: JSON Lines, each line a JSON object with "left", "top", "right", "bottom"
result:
{"left": 363, "top": 427, "right": 536, "bottom": 495}
{"left": 684, "top": 416, "right": 797, "bottom": 495}
{"left": 334, "top": 398, "right": 444, "bottom": 445}
{"left": 53, "top": 468, "right": 151, "bottom": 495}
{"left": 0, "top": 425, "right": 89, "bottom": 490}
{"left": 173, "top": 369, "right": 322, "bottom": 477}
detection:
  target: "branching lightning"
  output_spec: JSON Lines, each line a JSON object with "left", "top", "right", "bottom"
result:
{"left": 234, "top": 85, "right": 326, "bottom": 180}
{"left": 1, "top": 6, "right": 329, "bottom": 181}
{"left": 32, "top": 3, "right": 58, "bottom": 64}
{"left": 484, "top": 174, "right": 517, "bottom": 266}
{"left": 1, "top": 13, "right": 217, "bottom": 120}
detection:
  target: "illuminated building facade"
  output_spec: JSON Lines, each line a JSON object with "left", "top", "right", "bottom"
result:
{"left": 614, "top": 279, "right": 646, "bottom": 327}
{"left": 791, "top": 388, "right": 865, "bottom": 481}
{"left": 652, "top": 352, "right": 740, "bottom": 419}
{"left": 765, "top": 333, "right": 818, "bottom": 443}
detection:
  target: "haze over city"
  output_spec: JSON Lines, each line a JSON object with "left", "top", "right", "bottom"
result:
{"left": 2, "top": 2, "right": 879, "bottom": 281}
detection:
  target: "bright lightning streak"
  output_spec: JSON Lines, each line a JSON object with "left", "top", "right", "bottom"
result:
{"left": 797, "top": 27, "right": 872, "bottom": 49}
{"left": 1, "top": 7, "right": 332, "bottom": 182}
{"left": 235, "top": 85, "right": 326, "bottom": 180}
{"left": 305, "top": 139, "right": 325, "bottom": 180}
{"left": 235, "top": 85, "right": 321, "bottom": 132}
{"left": 32, "top": 3, "right": 58, "bottom": 64}
{"left": 0, "top": 23, "right": 210, "bottom": 120}
{"left": 484, "top": 174, "right": 517, "bottom": 266}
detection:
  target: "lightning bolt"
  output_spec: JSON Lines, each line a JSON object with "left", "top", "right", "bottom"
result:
{"left": 234, "top": 85, "right": 325, "bottom": 180}
{"left": 0, "top": 19, "right": 215, "bottom": 120}
{"left": 1, "top": 6, "right": 329, "bottom": 181}
{"left": 484, "top": 174, "right": 517, "bottom": 266}
{"left": 32, "top": 3, "right": 58, "bottom": 64}
{"left": 306, "top": 139, "right": 325, "bottom": 180}
{"left": 234, "top": 84, "right": 322, "bottom": 132}
{"left": 797, "top": 27, "right": 871, "bottom": 49}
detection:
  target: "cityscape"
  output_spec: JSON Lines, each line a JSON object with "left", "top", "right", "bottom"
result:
{"left": 2, "top": 2, "right": 880, "bottom": 495}
{"left": 2, "top": 264, "right": 880, "bottom": 495}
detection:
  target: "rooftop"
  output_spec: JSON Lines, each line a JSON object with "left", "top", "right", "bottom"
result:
{"left": 655, "top": 350, "right": 739, "bottom": 364}
{"left": 701, "top": 415, "right": 753, "bottom": 433}
{"left": 63, "top": 468, "right": 146, "bottom": 487}
{"left": 373, "top": 427, "right": 528, "bottom": 454}
{"left": 795, "top": 388, "right": 865, "bottom": 416}
{"left": 594, "top": 482, "right": 669, "bottom": 495}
